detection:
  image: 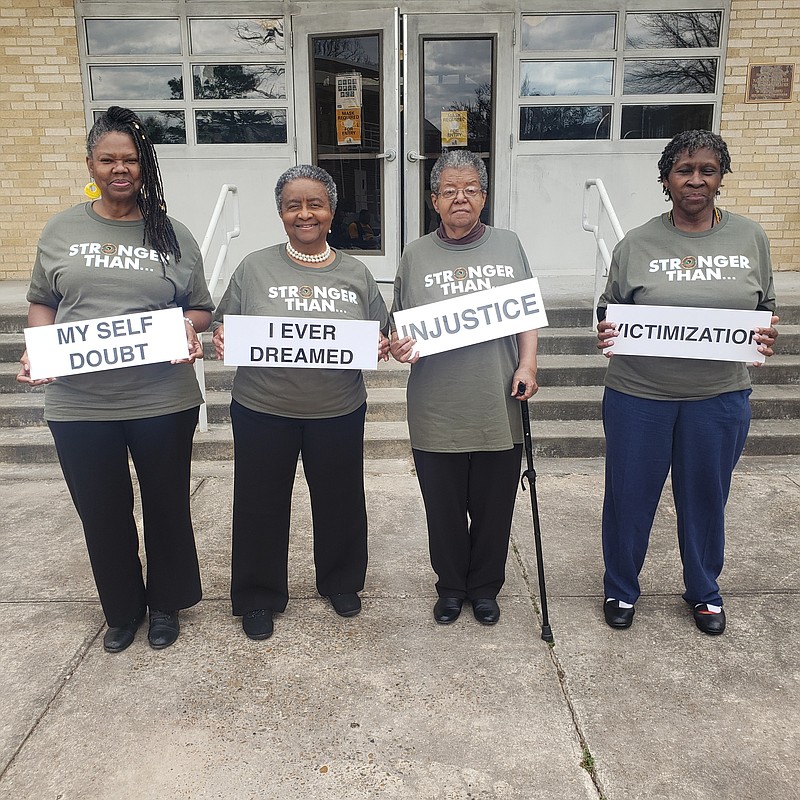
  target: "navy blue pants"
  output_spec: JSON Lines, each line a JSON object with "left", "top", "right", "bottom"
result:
{"left": 230, "top": 399, "right": 368, "bottom": 616}
{"left": 48, "top": 408, "right": 202, "bottom": 627}
{"left": 601, "top": 387, "right": 751, "bottom": 607}
{"left": 412, "top": 446, "right": 522, "bottom": 600}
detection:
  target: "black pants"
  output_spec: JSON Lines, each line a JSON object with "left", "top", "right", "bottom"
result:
{"left": 413, "top": 446, "right": 522, "bottom": 600}
{"left": 48, "top": 408, "right": 202, "bottom": 627}
{"left": 230, "top": 399, "right": 368, "bottom": 615}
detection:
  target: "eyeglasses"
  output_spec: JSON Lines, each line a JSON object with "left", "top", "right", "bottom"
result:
{"left": 436, "top": 186, "right": 484, "bottom": 200}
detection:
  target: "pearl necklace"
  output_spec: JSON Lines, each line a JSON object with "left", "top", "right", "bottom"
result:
{"left": 286, "top": 241, "right": 331, "bottom": 263}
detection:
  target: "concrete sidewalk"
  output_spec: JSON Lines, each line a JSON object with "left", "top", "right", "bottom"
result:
{"left": 1, "top": 454, "right": 798, "bottom": 799}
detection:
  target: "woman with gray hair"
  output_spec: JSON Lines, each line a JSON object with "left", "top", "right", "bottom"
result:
{"left": 213, "top": 165, "right": 390, "bottom": 640}
{"left": 390, "top": 150, "right": 539, "bottom": 627}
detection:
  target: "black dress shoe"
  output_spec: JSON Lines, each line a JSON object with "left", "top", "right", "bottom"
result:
{"left": 603, "top": 599, "right": 635, "bottom": 629}
{"left": 329, "top": 593, "right": 361, "bottom": 617}
{"left": 148, "top": 610, "right": 180, "bottom": 650}
{"left": 103, "top": 613, "right": 144, "bottom": 653}
{"left": 693, "top": 603, "right": 726, "bottom": 635}
{"left": 242, "top": 609, "right": 274, "bottom": 640}
{"left": 433, "top": 597, "right": 463, "bottom": 624}
{"left": 472, "top": 598, "right": 500, "bottom": 626}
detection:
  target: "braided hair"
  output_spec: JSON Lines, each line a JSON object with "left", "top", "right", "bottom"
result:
{"left": 657, "top": 130, "right": 732, "bottom": 200}
{"left": 87, "top": 106, "right": 181, "bottom": 265}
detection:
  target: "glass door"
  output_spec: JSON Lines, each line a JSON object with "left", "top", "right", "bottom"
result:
{"left": 293, "top": 10, "right": 400, "bottom": 282}
{"left": 402, "top": 14, "right": 514, "bottom": 245}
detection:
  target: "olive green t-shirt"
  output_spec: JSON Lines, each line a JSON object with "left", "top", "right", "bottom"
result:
{"left": 214, "top": 245, "right": 389, "bottom": 419}
{"left": 391, "top": 227, "right": 535, "bottom": 452}
{"left": 598, "top": 211, "right": 776, "bottom": 400}
{"left": 27, "top": 202, "right": 213, "bottom": 421}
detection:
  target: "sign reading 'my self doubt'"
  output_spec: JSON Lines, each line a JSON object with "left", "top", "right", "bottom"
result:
{"left": 25, "top": 307, "right": 189, "bottom": 379}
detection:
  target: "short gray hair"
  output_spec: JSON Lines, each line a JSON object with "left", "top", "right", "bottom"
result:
{"left": 430, "top": 150, "right": 488, "bottom": 194}
{"left": 274, "top": 165, "right": 338, "bottom": 213}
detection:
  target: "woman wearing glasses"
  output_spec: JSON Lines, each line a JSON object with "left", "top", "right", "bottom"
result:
{"left": 390, "top": 150, "right": 539, "bottom": 627}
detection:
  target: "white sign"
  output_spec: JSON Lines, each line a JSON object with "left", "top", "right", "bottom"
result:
{"left": 25, "top": 307, "right": 189, "bottom": 380}
{"left": 223, "top": 315, "right": 380, "bottom": 370}
{"left": 393, "top": 277, "right": 548, "bottom": 358}
{"left": 604, "top": 304, "right": 773, "bottom": 363}
{"left": 335, "top": 73, "right": 362, "bottom": 109}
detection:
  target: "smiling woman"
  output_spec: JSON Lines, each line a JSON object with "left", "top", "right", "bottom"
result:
{"left": 212, "top": 164, "right": 390, "bottom": 641}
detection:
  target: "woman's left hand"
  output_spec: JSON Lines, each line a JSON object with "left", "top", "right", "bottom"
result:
{"left": 171, "top": 319, "right": 204, "bottom": 364}
{"left": 753, "top": 315, "right": 779, "bottom": 364}
{"left": 511, "top": 366, "right": 539, "bottom": 401}
{"left": 378, "top": 332, "right": 390, "bottom": 362}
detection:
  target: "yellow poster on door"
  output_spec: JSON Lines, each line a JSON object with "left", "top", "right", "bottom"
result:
{"left": 441, "top": 110, "right": 468, "bottom": 147}
{"left": 336, "top": 107, "right": 362, "bottom": 145}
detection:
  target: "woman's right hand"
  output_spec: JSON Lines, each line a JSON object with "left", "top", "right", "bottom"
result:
{"left": 212, "top": 324, "right": 224, "bottom": 360}
{"left": 596, "top": 320, "right": 618, "bottom": 358}
{"left": 16, "top": 349, "right": 55, "bottom": 386}
{"left": 389, "top": 330, "right": 419, "bottom": 364}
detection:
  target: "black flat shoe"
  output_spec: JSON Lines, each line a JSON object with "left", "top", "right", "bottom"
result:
{"left": 103, "top": 613, "right": 144, "bottom": 653}
{"left": 329, "top": 593, "right": 361, "bottom": 617}
{"left": 472, "top": 598, "right": 500, "bottom": 626}
{"left": 242, "top": 609, "right": 274, "bottom": 640}
{"left": 693, "top": 603, "right": 726, "bottom": 635}
{"left": 148, "top": 610, "right": 180, "bottom": 650}
{"left": 603, "top": 598, "right": 635, "bottom": 629}
{"left": 433, "top": 597, "right": 463, "bottom": 624}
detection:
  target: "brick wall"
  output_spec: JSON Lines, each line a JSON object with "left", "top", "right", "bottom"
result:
{"left": 0, "top": 0, "right": 86, "bottom": 281}
{"left": 722, "top": 0, "right": 800, "bottom": 271}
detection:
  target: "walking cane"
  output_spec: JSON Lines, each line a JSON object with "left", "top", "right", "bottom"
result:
{"left": 516, "top": 382, "right": 554, "bottom": 643}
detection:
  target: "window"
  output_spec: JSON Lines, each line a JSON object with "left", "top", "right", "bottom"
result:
{"left": 81, "top": 14, "right": 288, "bottom": 146}
{"left": 518, "top": 10, "right": 724, "bottom": 142}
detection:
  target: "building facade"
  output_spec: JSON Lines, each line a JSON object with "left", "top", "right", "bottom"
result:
{"left": 1, "top": 0, "right": 798, "bottom": 282}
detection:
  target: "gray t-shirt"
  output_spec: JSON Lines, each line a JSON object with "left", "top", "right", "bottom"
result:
{"left": 27, "top": 202, "right": 213, "bottom": 421}
{"left": 214, "top": 245, "right": 389, "bottom": 419}
{"left": 391, "top": 227, "right": 534, "bottom": 452}
{"left": 599, "top": 210, "right": 776, "bottom": 400}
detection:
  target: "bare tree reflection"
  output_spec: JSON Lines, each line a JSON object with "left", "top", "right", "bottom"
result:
{"left": 625, "top": 12, "right": 721, "bottom": 49}
{"left": 624, "top": 58, "right": 716, "bottom": 94}
{"left": 232, "top": 20, "right": 285, "bottom": 54}
{"left": 193, "top": 65, "right": 284, "bottom": 100}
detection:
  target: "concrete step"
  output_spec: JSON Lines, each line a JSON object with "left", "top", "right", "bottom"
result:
{"left": 4, "top": 383, "right": 799, "bottom": 428}
{"left": 1, "top": 417, "right": 797, "bottom": 463}
{"left": 2, "top": 352, "right": 799, "bottom": 395}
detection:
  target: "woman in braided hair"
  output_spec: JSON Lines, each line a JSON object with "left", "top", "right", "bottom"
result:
{"left": 17, "top": 106, "right": 213, "bottom": 653}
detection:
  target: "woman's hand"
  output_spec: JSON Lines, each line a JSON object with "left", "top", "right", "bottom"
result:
{"left": 596, "top": 320, "right": 618, "bottom": 358}
{"left": 378, "top": 332, "right": 390, "bottom": 362}
{"left": 16, "top": 349, "right": 55, "bottom": 386}
{"left": 389, "top": 330, "right": 419, "bottom": 364}
{"left": 511, "top": 367, "right": 539, "bottom": 401}
{"left": 752, "top": 315, "right": 779, "bottom": 365}
{"left": 171, "top": 318, "right": 204, "bottom": 364}
{"left": 212, "top": 324, "right": 225, "bottom": 360}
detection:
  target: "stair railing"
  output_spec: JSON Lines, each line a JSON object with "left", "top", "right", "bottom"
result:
{"left": 581, "top": 179, "right": 625, "bottom": 327}
{"left": 195, "top": 184, "right": 240, "bottom": 432}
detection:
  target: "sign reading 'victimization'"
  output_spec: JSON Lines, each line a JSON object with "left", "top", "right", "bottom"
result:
{"left": 604, "top": 304, "right": 773, "bottom": 363}
{"left": 392, "top": 277, "right": 549, "bottom": 358}
{"left": 223, "top": 315, "right": 380, "bottom": 370}
{"left": 24, "top": 307, "right": 189, "bottom": 380}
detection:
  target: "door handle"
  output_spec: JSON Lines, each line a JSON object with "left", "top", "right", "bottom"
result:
{"left": 407, "top": 150, "right": 427, "bottom": 162}
{"left": 375, "top": 148, "right": 397, "bottom": 162}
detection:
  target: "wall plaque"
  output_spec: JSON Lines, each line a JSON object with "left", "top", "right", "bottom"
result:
{"left": 746, "top": 63, "right": 794, "bottom": 102}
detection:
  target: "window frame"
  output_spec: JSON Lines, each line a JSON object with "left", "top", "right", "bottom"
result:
{"left": 75, "top": 2, "right": 294, "bottom": 153}
{"left": 515, "top": 3, "right": 728, "bottom": 149}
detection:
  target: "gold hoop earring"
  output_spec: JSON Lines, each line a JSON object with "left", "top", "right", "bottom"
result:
{"left": 84, "top": 181, "right": 101, "bottom": 200}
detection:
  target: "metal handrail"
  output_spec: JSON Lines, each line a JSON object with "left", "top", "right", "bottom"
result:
{"left": 582, "top": 179, "right": 625, "bottom": 325}
{"left": 195, "top": 184, "right": 240, "bottom": 433}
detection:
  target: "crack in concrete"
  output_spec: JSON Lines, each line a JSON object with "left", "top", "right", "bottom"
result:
{"left": 510, "top": 533, "right": 609, "bottom": 800}
{"left": 0, "top": 622, "right": 103, "bottom": 781}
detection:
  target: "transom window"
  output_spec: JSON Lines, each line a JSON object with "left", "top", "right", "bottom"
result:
{"left": 518, "top": 10, "right": 723, "bottom": 141}
{"left": 82, "top": 15, "right": 288, "bottom": 145}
